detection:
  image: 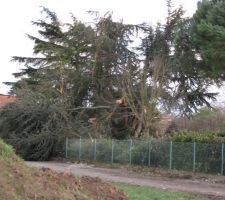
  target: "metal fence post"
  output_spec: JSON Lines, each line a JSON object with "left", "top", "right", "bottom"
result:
{"left": 65, "top": 137, "right": 68, "bottom": 158}
{"left": 169, "top": 141, "right": 173, "bottom": 169}
{"left": 111, "top": 139, "right": 114, "bottom": 163}
{"left": 94, "top": 139, "right": 96, "bottom": 160}
{"left": 79, "top": 137, "right": 82, "bottom": 160}
{"left": 129, "top": 139, "right": 132, "bottom": 164}
{"left": 221, "top": 143, "right": 224, "bottom": 175}
{"left": 193, "top": 142, "right": 196, "bottom": 172}
{"left": 148, "top": 140, "right": 151, "bottom": 167}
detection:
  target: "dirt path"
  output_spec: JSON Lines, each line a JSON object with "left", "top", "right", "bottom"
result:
{"left": 26, "top": 161, "right": 225, "bottom": 199}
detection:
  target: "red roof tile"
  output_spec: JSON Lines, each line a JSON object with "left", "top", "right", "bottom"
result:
{"left": 0, "top": 95, "right": 16, "bottom": 108}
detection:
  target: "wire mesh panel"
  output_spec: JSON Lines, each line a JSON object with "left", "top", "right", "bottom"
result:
{"left": 172, "top": 142, "right": 193, "bottom": 171}
{"left": 131, "top": 139, "right": 149, "bottom": 166}
{"left": 195, "top": 143, "right": 222, "bottom": 174}
{"left": 67, "top": 138, "right": 80, "bottom": 159}
{"left": 150, "top": 140, "right": 170, "bottom": 169}
{"left": 113, "top": 140, "right": 130, "bottom": 164}
{"left": 222, "top": 144, "right": 225, "bottom": 175}
{"left": 80, "top": 139, "right": 95, "bottom": 160}
{"left": 95, "top": 139, "right": 112, "bottom": 163}
{"left": 65, "top": 138, "right": 225, "bottom": 175}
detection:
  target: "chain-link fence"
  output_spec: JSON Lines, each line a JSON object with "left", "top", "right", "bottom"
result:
{"left": 65, "top": 138, "right": 225, "bottom": 175}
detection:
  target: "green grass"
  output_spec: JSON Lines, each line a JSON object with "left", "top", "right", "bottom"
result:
{"left": 114, "top": 183, "right": 208, "bottom": 200}
{"left": 0, "top": 139, "right": 14, "bottom": 158}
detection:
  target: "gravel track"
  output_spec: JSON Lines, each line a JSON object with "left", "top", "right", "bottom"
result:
{"left": 26, "top": 161, "right": 225, "bottom": 199}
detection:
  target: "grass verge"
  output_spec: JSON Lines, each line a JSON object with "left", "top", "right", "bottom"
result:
{"left": 114, "top": 182, "right": 208, "bottom": 200}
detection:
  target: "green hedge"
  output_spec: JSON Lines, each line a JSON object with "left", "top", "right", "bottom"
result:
{"left": 172, "top": 131, "right": 225, "bottom": 143}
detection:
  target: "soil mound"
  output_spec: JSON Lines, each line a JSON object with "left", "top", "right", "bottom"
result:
{"left": 0, "top": 140, "right": 128, "bottom": 200}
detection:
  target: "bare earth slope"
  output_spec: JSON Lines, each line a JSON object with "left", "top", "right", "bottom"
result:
{"left": 0, "top": 140, "right": 127, "bottom": 200}
{"left": 27, "top": 161, "right": 225, "bottom": 199}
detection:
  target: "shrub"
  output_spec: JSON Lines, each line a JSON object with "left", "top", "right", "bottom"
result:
{"left": 172, "top": 132, "right": 225, "bottom": 143}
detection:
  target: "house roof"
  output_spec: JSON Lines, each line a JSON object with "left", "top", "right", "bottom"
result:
{"left": 0, "top": 95, "right": 16, "bottom": 108}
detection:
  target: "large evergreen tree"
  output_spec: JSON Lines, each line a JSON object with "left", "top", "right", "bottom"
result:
{"left": 192, "top": 0, "right": 225, "bottom": 78}
{"left": 0, "top": 2, "right": 222, "bottom": 160}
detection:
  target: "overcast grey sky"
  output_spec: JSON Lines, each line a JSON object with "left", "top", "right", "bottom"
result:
{"left": 0, "top": 0, "right": 199, "bottom": 95}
